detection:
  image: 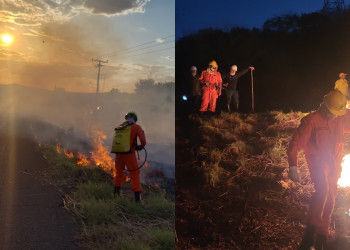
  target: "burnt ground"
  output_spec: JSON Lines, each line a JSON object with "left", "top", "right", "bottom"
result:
{"left": 176, "top": 112, "right": 350, "bottom": 250}
{"left": 0, "top": 117, "right": 80, "bottom": 249}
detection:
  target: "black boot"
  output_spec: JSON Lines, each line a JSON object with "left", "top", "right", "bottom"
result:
{"left": 134, "top": 192, "right": 141, "bottom": 203}
{"left": 315, "top": 233, "right": 327, "bottom": 250}
{"left": 114, "top": 186, "right": 120, "bottom": 198}
{"left": 299, "top": 225, "right": 316, "bottom": 250}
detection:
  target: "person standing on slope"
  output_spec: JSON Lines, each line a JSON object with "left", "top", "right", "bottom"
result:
{"left": 222, "top": 65, "right": 254, "bottom": 112}
{"left": 198, "top": 60, "right": 222, "bottom": 115}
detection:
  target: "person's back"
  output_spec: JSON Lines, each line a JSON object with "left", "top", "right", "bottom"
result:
{"left": 118, "top": 121, "right": 146, "bottom": 152}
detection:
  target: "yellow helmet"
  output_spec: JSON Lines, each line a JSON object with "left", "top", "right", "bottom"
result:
{"left": 323, "top": 90, "right": 347, "bottom": 116}
{"left": 339, "top": 72, "right": 347, "bottom": 78}
{"left": 209, "top": 60, "right": 218, "bottom": 68}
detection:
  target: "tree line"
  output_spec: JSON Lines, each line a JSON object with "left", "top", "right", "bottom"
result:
{"left": 176, "top": 8, "right": 350, "bottom": 113}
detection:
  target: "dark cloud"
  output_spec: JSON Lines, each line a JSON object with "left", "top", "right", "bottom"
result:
{"left": 83, "top": 0, "right": 150, "bottom": 15}
{"left": 0, "top": 0, "right": 150, "bottom": 27}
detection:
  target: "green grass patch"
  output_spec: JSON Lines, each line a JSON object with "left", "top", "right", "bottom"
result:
{"left": 39, "top": 144, "right": 174, "bottom": 250}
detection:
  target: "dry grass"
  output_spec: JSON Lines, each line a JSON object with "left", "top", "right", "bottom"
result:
{"left": 40, "top": 145, "right": 174, "bottom": 250}
{"left": 176, "top": 110, "right": 329, "bottom": 249}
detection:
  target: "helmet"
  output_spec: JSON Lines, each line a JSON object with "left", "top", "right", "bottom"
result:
{"left": 339, "top": 72, "right": 347, "bottom": 78}
{"left": 231, "top": 65, "right": 238, "bottom": 71}
{"left": 190, "top": 66, "right": 197, "bottom": 71}
{"left": 125, "top": 111, "right": 138, "bottom": 122}
{"left": 323, "top": 90, "right": 346, "bottom": 116}
{"left": 209, "top": 60, "right": 218, "bottom": 68}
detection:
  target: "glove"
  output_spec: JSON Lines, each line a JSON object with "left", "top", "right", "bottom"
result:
{"left": 288, "top": 166, "right": 301, "bottom": 182}
{"left": 135, "top": 145, "right": 144, "bottom": 151}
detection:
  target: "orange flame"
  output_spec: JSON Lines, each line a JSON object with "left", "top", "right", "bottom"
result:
{"left": 76, "top": 152, "right": 90, "bottom": 166}
{"left": 90, "top": 129, "right": 115, "bottom": 175}
{"left": 125, "top": 176, "right": 131, "bottom": 182}
{"left": 63, "top": 148, "right": 74, "bottom": 158}
{"left": 56, "top": 129, "right": 116, "bottom": 176}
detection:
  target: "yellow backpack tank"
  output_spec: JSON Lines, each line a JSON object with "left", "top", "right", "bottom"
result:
{"left": 111, "top": 124, "right": 132, "bottom": 153}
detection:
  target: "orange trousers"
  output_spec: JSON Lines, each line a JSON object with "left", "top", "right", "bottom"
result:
{"left": 307, "top": 161, "right": 341, "bottom": 236}
{"left": 199, "top": 88, "right": 218, "bottom": 112}
{"left": 114, "top": 152, "right": 141, "bottom": 192}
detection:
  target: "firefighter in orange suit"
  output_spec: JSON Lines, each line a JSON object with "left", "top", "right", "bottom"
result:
{"left": 114, "top": 111, "right": 146, "bottom": 203}
{"left": 287, "top": 90, "right": 350, "bottom": 249}
{"left": 199, "top": 60, "right": 222, "bottom": 114}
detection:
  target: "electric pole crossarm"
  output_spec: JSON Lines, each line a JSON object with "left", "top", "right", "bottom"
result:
{"left": 92, "top": 58, "right": 108, "bottom": 94}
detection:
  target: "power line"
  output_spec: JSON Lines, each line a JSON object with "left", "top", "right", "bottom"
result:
{"left": 121, "top": 34, "right": 174, "bottom": 51}
{"left": 120, "top": 39, "right": 174, "bottom": 55}
{"left": 120, "top": 46, "right": 174, "bottom": 59}
{"left": 98, "top": 34, "right": 175, "bottom": 59}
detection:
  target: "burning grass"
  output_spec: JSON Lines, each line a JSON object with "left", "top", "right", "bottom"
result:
{"left": 40, "top": 143, "right": 174, "bottom": 250}
{"left": 176, "top": 110, "right": 350, "bottom": 249}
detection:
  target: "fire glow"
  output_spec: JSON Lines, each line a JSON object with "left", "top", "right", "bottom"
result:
{"left": 56, "top": 129, "right": 150, "bottom": 181}
{"left": 338, "top": 154, "right": 350, "bottom": 187}
{"left": 55, "top": 129, "right": 116, "bottom": 176}
{"left": 90, "top": 129, "right": 114, "bottom": 174}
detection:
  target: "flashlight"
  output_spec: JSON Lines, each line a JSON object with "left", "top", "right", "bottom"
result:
{"left": 182, "top": 95, "right": 188, "bottom": 101}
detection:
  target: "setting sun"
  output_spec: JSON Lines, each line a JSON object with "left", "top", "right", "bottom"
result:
{"left": 2, "top": 34, "right": 13, "bottom": 44}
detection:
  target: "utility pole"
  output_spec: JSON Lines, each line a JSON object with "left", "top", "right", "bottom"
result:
{"left": 92, "top": 58, "right": 108, "bottom": 94}
{"left": 251, "top": 70, "right": 255, "bottom": 113}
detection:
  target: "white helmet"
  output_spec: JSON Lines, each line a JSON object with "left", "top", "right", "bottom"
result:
{"left": 190, "top": 66, "right": 197, "bottom": 71}
{"left": 231, "top": 65, "right": 238, "bottom": 71}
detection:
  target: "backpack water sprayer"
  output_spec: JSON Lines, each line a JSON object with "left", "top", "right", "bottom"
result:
{"left": 111, "top": 123, "right": 147, "bottom": 171}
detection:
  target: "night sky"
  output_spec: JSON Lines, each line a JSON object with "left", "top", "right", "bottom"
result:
{"left": 176, "top": 0, "right": 350, "bottom": 39}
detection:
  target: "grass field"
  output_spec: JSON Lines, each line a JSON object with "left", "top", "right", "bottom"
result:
{"left": 40, "top": 144, "right": 175, "bottom": 250}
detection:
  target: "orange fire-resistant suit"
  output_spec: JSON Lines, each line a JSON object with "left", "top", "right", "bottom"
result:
{"left": 287, "top": 109, "right": 350, "bottom": 236}
{"left": 199, "top": 70, "right": 222, "bottom": 112}
{"left": 114, "top": 121, "right": 146, "bottom": 192}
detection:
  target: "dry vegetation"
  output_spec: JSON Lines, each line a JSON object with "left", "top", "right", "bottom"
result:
{"left": 176, "top": 111, "right": 350, "bottom": 249}
{"left": 40, "top": 145, "right": 175, "bottom": 250}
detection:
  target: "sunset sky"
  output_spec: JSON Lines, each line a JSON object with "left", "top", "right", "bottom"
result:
{"left": 0, "top": 0, "right": 175, "bottom": 93}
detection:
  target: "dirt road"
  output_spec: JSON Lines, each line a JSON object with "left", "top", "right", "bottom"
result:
{"left": 0, "top": 120, "right": 79, "bottom": 249}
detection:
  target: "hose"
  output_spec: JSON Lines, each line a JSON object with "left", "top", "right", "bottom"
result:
{"left": 117, "top": 147, "right": 147, "bottom": 171}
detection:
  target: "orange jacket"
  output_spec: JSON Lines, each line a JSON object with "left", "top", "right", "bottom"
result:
{"left": 122, "top": 121, "right": 146, "bottom": 152}
{"left": 287, "top": 109, "right": 350, "bottom": 169}
{"left": 199, "top": 70, "right": 222, "bottom": 88}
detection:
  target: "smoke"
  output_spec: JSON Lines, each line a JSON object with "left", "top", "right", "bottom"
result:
{"left": 0, "top": 81, "right": 175, "bottom": 178}
{"left": 0, "top": 1, "right": 175, "bottom": 179}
